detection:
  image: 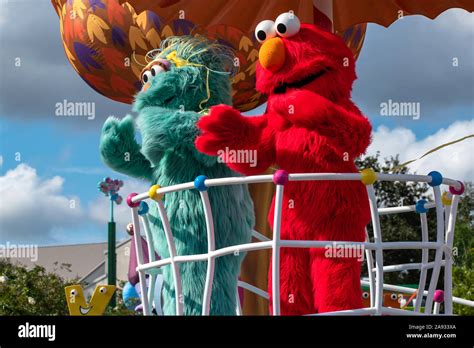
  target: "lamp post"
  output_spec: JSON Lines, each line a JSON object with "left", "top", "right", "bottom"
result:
{"left": 98, "top": 177, "right": 124, "bottom": 308}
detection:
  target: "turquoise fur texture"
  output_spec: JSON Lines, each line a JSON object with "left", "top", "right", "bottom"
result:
{"left": 99, "top": 36, "right": 254, "bottom": 315}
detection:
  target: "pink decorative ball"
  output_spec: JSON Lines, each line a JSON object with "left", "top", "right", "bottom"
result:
{"left": 126, "top": 193, "right": 140, "bottom": 208}
{"left": 449, "top": 181, "right": 465, "bottom": 195}
{"left": 433, "top": 290, "right": 444, "bottom": 303}
{"left": 273, "top": 170, "right": 289, "bottom": 186}
{"left": 126, "top": 223, "right": 134, "bottom": 236}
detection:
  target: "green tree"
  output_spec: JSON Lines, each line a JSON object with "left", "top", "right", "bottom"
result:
{"left": 0, "top": 259, "right": 76, "bottom": 315}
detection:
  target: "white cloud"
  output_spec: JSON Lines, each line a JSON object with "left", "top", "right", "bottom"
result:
{"left": 0, "top": 164, "right": 151, "bottom": 244}
{"left": 0, "top": 164, "right": 85, "bottom": 243}
{"left": 368, "top": 120, "right": 474, "bottom": 182}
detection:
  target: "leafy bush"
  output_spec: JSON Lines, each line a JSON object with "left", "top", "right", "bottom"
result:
{"left": 0, "top": 259, "right": 76, "bottom": 315}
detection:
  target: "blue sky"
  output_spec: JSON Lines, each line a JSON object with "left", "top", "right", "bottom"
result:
{"left": 0, "top": 2, "right": 472, "bottom": 246}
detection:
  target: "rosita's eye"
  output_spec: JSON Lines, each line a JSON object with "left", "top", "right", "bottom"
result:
{"left": 151, "top": 64, "right": 165, "bottom": 77}
{"left": 275, "top": 12, "right": 300, "bottom": 38}
{"left": 141, "top": 70, "right": 152, "bottom": 84}
{"left": 255, "top": 20, "right": 276, "bottom": 43}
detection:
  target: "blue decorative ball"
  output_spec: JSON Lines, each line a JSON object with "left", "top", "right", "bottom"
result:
{"left": 138, "top": 201, "right": 149, "bottom": 215}
{"left": 428, "top": 171, "right": 443, "bottom": 187}
{"left": 194, "top": 175, "right": 208, "bottom": 192}
{"left": 415, "top": 199, "right": 428, "bottom": 214}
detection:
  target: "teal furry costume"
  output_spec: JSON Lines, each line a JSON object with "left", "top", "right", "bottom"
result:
{"left": 99, "top": 36, "right": 254, "bottom": 315}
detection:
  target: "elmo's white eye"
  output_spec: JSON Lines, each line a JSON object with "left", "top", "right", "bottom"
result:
{"left": 255, "top": 20, "right": 276, "bottom": 43}
{"left": 99, "top": 286, "right": 107, "bottom": 294}
{"left": 362, "top": 292, "right": 369, "bottom": 299}
{"left": 151, "top": 64, "right": 165, "bottom": 77}
{"left": 141, "top": 70, "right": 152, "bottom": 84}
{"left": 390, "top": 293, "right": 398, "bottom": 301}
{"left": 275, "top": 12, "right": 300, "bottom": 38}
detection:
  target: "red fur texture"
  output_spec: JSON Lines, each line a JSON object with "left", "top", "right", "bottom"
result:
{"left": 196, "top": 23, "right": 372, "bottom": 314}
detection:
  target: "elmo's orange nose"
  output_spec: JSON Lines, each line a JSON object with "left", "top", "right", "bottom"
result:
{"left": 259, "top": 37, "right": 286, "bottom": 72}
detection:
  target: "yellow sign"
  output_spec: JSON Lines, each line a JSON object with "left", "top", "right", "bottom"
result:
{"left": 65, "top": 285, "right": 116, "bottom": 316}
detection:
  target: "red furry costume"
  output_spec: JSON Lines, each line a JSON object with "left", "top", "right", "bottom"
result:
{"left": 196, "top": 15, "right": 372, "bottom": 314}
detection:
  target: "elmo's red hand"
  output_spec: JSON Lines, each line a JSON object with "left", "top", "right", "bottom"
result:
{"left": 196, "top": 104, "right": 276, "bottom": 175}
{"left": 195, "top": 104, "right": 252, "bottom": 155}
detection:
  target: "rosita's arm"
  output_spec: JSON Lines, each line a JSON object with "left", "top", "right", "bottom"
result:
{"left": 272, "top": 90, "right": 372, "bottom": 158}
{"left": 195, "top": 104, "right": 276, "bottom": 175}
{"left": 99, "top": 116, "right": 154, "bottom": 181}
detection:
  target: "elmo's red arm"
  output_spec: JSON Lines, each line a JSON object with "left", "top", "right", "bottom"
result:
{"left": 196, "top": 104, "right": 276, "bottom": 175}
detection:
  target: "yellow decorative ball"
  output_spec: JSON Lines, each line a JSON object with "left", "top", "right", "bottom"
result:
{"left": 360, "top": 168, "right": 377, "bottom": 185}
{"left": 441, "top": 192, "right": 452, "bottom": 206}
{"left": 148, "top": 185, "right": 164, "bottom": 201}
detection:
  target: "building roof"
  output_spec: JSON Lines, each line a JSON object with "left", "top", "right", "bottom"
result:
{"left": 11, "top": 242, "right": 108, "bottom": 280}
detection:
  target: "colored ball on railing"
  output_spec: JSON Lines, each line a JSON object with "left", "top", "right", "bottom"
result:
{"left": 441, "top": 192, "right": 453, "bottom": 206}
{"left": 115, "top": 195, "right": 123, "bottom": 205}
{"left": 105, "top": 177, "right": 111, "bottom": 183}
{"left": 427, "top": 171, "right": 443, "bottom": 187}
{"left": 273, "top": 170, "right": 289, "bottom": 186}
{"left": 194, "top": 175, "right": 208, "bottom": 192}
{"left": 433, "top": 290, "right": 444, "bottom": 303}
{"left": 126, "top": 193, "right": 141, "bottom": 208}
{"left": 360, "top": 168, "right": 377, "bottom": 185}
{"left": 449, "top": 181, "right": 465, "bottom": 195}
{"left": 415, "top": 199, "right": 428, "bottom": 214}
{"left": 126, "top": 223, "right": 134, "bottom": 236}
{"left": 138, "top": 201, "right": 149, "bottom": 215}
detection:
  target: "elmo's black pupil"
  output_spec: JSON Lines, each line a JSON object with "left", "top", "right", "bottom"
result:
{"left": 277, "top": 23, "right": 287, "bottom": 34}
{"left": 257, "top": 30, "right": 266, "bottom": 41}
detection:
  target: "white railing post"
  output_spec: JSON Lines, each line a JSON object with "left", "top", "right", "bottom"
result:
{"left": 155, "top": 199, "right": 184, "bottom": 315}
{"left": 130, "top": 205, "right": 151, "bottom": 315}
{"left": 140, "top": 214, "right": 158, "bottom": 314}
{"left": 366, "top": 185, "right": 384, "bottom": 315}
{"left": 414, "top": 213, "right": 429, "bottom": 313}
{"left": 364, "top": 229, "right": 376, "bottom": 307}
{"left": 424, "top": 186, "right": 445, "bottom": 314}
{"left": 444, "top": 194, "right": 459, "bottom": 315}
{"left": 200, "top": 190, "right": 216, "bottom": 316}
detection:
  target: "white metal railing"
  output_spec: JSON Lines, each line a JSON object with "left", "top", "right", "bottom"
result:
{"left": 126, "top": 170, "right": 470, "bottom": 316}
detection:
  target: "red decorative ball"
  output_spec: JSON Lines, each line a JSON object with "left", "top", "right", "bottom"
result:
{"left": 449, "top": 181, "right": 464, "bottom": 195}
{"left": 126, "top": 193, "right": 140, "bottom": 208}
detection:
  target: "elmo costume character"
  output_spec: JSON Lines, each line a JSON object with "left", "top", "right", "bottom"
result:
{"left": 196, "top": 12, "right": 372, "bottom": 314}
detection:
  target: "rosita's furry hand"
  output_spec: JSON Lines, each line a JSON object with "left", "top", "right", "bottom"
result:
{"left": 196, "top": 104, "right": 253, "bottom": 155}
{"left": 99, "top": 115, "right": 153, "bottom": 180}
{"left": 100, "top": 115, "right": 136, "bottom": 160}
